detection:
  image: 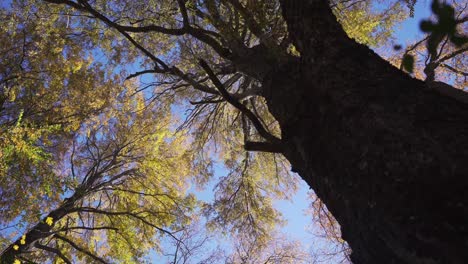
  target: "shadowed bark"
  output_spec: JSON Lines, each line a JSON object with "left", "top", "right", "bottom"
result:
{"left": 258, "top": 0, "right": 468, "bottom": 263}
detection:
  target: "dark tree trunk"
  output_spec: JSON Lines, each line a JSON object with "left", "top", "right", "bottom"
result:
{"left": 0, "top": 194, "right": 80, "bottom": 263}
{"left": 260, "top": 0, "right": 468, "bottom": 263}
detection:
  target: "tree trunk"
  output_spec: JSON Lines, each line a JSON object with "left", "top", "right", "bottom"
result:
{"left": 261, "top": 0, "right": 468, "bottom": 263}
{"left": 0, "top": 194, "right": 80, "bottom": 263}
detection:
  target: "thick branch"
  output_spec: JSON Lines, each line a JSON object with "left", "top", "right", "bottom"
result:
{"left": 177, "top": 0, "right": 190, "bottom": 28}
{"left": 189, "top": 98, "right": 224, "bottom": 105}
{"left": 440, "top": 63, "right": 468, "bottom": 77}
{"left": 125, "top": 69, "right": 166, "bottom": 80}
{"left": 45, "top": 0, "right": 231, "bottom": 59}
{"left": 244, "top": 141, "right": 283, "bottom": 153}
{"left": 0, "top": 196, "right": 79, "bottom": 262}
{"left": 54, "top": 226, "right": 118, "bottom": 233}
{"left": 436, "top": 45, "right": 468, "bottom": 63}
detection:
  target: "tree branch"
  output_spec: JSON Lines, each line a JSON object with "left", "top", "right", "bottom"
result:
{"left": 177, "top": 0, "right": 190, "bottom": 28}
{"left": 35, "top": 243, "right": 72, "bottom": 264}
{"left": 436, "top": 45, "right": 468, "bottom": 63}
{"left": 199, "top": 59, "right": 282, "bottom": 145}
{"left": 440, "top": 63, "right": 468, "bottom": 77}
{"left": 45, "top": 0, "right": 231, "bottom": 59}
{"left": 74, "top": 207, "right": 183, "bottom": 243}
{"left": 189, "top": 98, "right": 224, "bottom": 105}
{"left": 54, "top": 234, "right": 107, "bottom": 264}
{"left": 244, "top": 141, "right": 283, "bottom": 153}
{"left": 126, "top": 69, "right": 165, "bottom": 80}
{"left": 54, "top": 226, "right": 118, "bottom": 233}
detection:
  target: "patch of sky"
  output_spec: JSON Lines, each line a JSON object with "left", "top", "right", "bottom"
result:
{"left": 394, "top": 0, "right": 432, "bottom": 45}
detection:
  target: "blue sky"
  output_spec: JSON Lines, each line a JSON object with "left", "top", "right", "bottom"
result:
{"left": 394, "top": 0, "right": 432, "bottom": 45}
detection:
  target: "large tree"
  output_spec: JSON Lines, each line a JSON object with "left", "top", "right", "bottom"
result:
{"left": 266, "top": 1, "right": 467, "bottom": 262}
{"left": 2, "top": 0, "right": 468, "bottom": 263}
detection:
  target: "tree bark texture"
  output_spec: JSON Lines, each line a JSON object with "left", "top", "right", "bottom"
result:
{"left": 262, "top": 0, "right": 468, "bottom": 263}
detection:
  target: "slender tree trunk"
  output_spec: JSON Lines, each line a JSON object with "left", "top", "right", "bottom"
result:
{"left": 261, "top": 0, "right": 468, "bottom": 263}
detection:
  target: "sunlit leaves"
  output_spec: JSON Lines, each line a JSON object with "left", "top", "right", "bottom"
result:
{"left": 332, "top": 0, "right": 406, "bottom": 46}
{"left": 0, "top": 0, "right": 122, "bottom": 235}
{"left": 1, "top": 88, "right": 202, "bottom": 262}
{"left": 45, "top": 217, "right": 54, "bottom": 226}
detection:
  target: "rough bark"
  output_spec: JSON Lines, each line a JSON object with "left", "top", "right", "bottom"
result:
{"left": 260, "top": 0, "right": 468, "bottom": 263}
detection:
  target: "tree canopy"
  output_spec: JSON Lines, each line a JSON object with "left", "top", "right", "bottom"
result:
{"left": 1, "top": 0, "right": 466, "bottom": 263}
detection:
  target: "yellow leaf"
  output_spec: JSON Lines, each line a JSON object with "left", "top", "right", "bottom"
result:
{"left": 71, "top": 61, "right": 83, "bottom": 73}
{"left": 13, "top": 245, "right": 19, "bottom": 250}
{"left": 45, "top": 216, "right": 54, "bottom": 226}
{"left": 53, "top": 47, "right": 63, "bottom": 53}
{"left": 20, "top": 235, "right": 26, "bottom": 245}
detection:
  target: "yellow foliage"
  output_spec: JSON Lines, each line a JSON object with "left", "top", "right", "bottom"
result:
{"left": 45, "top": 217, "right": 54, "bottom": 226}
{"left": 287, "top": 43, "right": 301, "bottom": 57}
{"left": 71, "top": 60, "right": 83, "bottom": 73}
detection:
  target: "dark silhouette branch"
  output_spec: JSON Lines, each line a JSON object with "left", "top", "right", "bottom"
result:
{"left": 199, "top": 59, "right": 282, "bottom": 146}
{"left": 244, "top": 141, "right": 283, "bottom": 153}
{"left": 177, "top": 0, "right": 190, "bottom": 28}
{"left": 54, "top": 234, "right": 108, "bottom": 264}
{"left": 74, "top": 207, "right": 184, "bottom": 244}
{"left": 54, "top": 226, "right": 118, "bottom": 233}
{"left": 126, "top": 69, "right": 166, "bottom": 80}
{"left": 440, "top": 63, "right": 468, "bottom": 77}
{"left": 35, "top": 243, "right": 72, "bottom": 264}
{"left": 45, "top": 0, "right": 231, "bottom": 59}
{"left": 189, "top": 98, "right": 224, "bottom": 105}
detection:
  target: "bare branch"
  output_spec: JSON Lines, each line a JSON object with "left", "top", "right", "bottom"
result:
{"left": 244, "top": 141, "right": 283, "bottom": 153}
{"left": 54, "top": 234, "right": 108, "bottom": 263}
{"left": 54, "top": 226, "right": 118, "bottom": 233}
{"left": 440, "top": 63, "right": 468, "bottom": 76}
{"left": 126, "top": 69, "right": 164, "bottom": 80}
{"left": 436, "top": 44, "right": 468, "bottom": 63}
{"left": 199, "top": 59, "right": 282, "bottom": 146}
{"left": 45, "top": 0, "right": 231, "bottom": 59}
{"left": 189, "top": 98, "right": 224, "bottom": 105}
{"left": 177, "top": 0, "right": 190, "bottom": 28}
{"left": 35, "top": 243, "right": 72, "bottom": 264}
